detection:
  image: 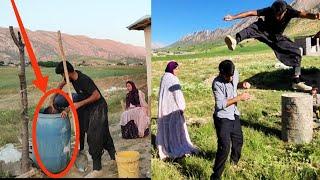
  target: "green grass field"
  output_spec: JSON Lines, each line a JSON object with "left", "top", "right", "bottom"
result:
{"left": 0, "top": 66, "right": 145, "bottom": 94}
{"left": 151, "top": 41, "right": 320, "bottom": 179}
{"left": 153, "top": 41, "right": 272, "bottom": 62}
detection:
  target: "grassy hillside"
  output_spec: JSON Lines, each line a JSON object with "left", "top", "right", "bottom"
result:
{"left": 153, "top": 41, "right": 272, "bottom": 61}
{"left": 151, "top": 46, "right": 320, "bottom": 179}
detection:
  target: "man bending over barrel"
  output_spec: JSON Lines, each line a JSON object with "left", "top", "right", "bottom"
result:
{"left": 51, "top": 61, "right": 116, "bottom": 178}
{"left": 224, "top": 0, "right": 320, "bottom": 91}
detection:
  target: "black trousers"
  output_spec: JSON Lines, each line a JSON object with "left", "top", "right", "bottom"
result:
{"left": 236, "top": 18, "right": 302, "bottom": 76}
{"left": 211, "top": 114, "right": 243, "bottom": 180}
{"left": 87, "top": 102, "right": 116, "bottom": 170}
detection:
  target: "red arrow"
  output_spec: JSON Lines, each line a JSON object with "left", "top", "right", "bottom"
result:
{"left": 11, "top": 0, "right": 48, "bottom": 93}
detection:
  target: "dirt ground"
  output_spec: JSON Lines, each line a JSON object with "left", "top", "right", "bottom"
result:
{"left": 28, "top": 114, "right": 151, "bottom": 178}
{"left": 63, "top": 123, "right": 151, "bottom": 178}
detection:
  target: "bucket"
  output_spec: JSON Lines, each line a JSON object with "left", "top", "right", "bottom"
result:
{"left": 115, "top": 151, "right": 140, "bottom": 178}
{"left": 31, "top": 112, "right": 71, "bottom": 173}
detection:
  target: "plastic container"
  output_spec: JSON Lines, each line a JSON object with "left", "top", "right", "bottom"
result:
{"left": 115, "top": 151, "right": 140, "bottom": 178}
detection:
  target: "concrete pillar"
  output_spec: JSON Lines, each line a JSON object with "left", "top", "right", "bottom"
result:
{"left": 306, "top": 37, "right": 312, "bottom": 55}
{"left": 282, "top": 93, "right": 313, "bottom": 144}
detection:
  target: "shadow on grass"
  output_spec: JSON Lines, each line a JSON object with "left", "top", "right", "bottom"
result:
{"left": 155, "top": 153, "right": 211, "bottom": 179}
{"left": 177, "top": 159, "right": 210, "bottom": 179}
{"left": 151, "top": 133, "right": 157, "bottom": 151}
{"left": 196, "top": 149, "right": 216, "bottom": 161}
{"left": 246, "top": 67, "right": 320, "bottom": 91}
{"left": 241, "top": 119, "right": 282, "bottom": 139}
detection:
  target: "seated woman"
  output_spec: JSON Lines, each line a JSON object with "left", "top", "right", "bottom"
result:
{"left": 120, "top": 81, "right": 150, "bottom": 139}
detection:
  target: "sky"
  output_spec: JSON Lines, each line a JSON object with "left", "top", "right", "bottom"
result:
{"left": 0, "top": 0, "right": 151, "bottom": 46}
{"left": 152, "top": 0, "right": 294, "bottom": 46}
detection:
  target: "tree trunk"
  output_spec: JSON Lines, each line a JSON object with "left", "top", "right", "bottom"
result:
{"left": 9, "top": 26, "right": 30, "bottom": 173}
{"left": 281, "top": 93, "right": 313, "bottom": 143}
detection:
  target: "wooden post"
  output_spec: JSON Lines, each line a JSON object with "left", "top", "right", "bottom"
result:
{"left": 57, "top": 31, "right": 77, "bottom": 138}
{"left": 9, "top": 26, "right": 30, "bottom": 173}
{"left": 144, "top": 25, "right": 151, "bottom": 117}
{"left": 126, "top": 15, "right": 151, "bottom": 116}
{"left": 281, "top": 93, "right": 313, "bottom": 143}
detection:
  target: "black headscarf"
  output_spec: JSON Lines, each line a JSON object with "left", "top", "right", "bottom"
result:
{"left": 126, "top": 81, "right": 140, "bottom": 108}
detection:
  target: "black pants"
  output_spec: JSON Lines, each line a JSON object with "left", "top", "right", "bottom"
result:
{"left": 211, "top": 114, "right": 243, "bottom": 180}
{"left": 54, "top": 94, "right": 116, "bottom": 170}
{"left": 88, "top": 102, "right": 116, "bottom": 170}
{"left": 236, "top": 18, "right": 302, "bottom": 76}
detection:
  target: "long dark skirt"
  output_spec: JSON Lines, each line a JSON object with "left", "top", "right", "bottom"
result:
{"left": 121, "top": 120, "right": 149, "bottom": 139}
{"left": 156, "top": 110, "right": 198, "bottom": 159}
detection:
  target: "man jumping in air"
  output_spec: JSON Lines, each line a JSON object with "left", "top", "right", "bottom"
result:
{"left": 224, "top": 0, "right": 320, "bottom": 91}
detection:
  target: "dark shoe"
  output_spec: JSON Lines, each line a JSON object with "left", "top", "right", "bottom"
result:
{"left": 210, "top": 173, "right": 220, "bottom": 180}
{"left": 110, "top": 151, "right": 116, "bottom": 160}
{"left": 230, "top": 160, "right": 238, "bottom": 166}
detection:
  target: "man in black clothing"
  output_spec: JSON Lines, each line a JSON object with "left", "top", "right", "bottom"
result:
{"left": 52, "top": 61, "right": 116, "bottom": 178}
{"left": 224, "top": 0, "right": 320, "bottom": 91}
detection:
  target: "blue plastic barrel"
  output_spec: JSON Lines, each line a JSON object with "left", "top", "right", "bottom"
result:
{"left": 31, "top": 112, "right": 71, "bottom": 173}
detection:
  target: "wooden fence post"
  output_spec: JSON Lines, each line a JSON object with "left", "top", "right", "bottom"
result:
{"left": 9, "top": 26, "right": 30, "bottom": 173}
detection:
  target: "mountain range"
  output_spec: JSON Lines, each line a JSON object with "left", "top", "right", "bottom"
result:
{"left": 167, "top": 0, "right": 320, "bottom": 49}
{"left": 0, "top": 27, "right": 146, "bottom": 65}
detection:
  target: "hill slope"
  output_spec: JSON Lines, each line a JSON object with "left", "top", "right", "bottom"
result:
{"left": 0, "top": 27, "right": 146, "bottom": 64}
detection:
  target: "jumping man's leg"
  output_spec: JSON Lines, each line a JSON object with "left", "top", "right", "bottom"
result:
{"left": 225, "top": 19, "right": 272, "bottom": 51}
{"left": 274, "top": 35, "right": 312, "bottom": 91}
